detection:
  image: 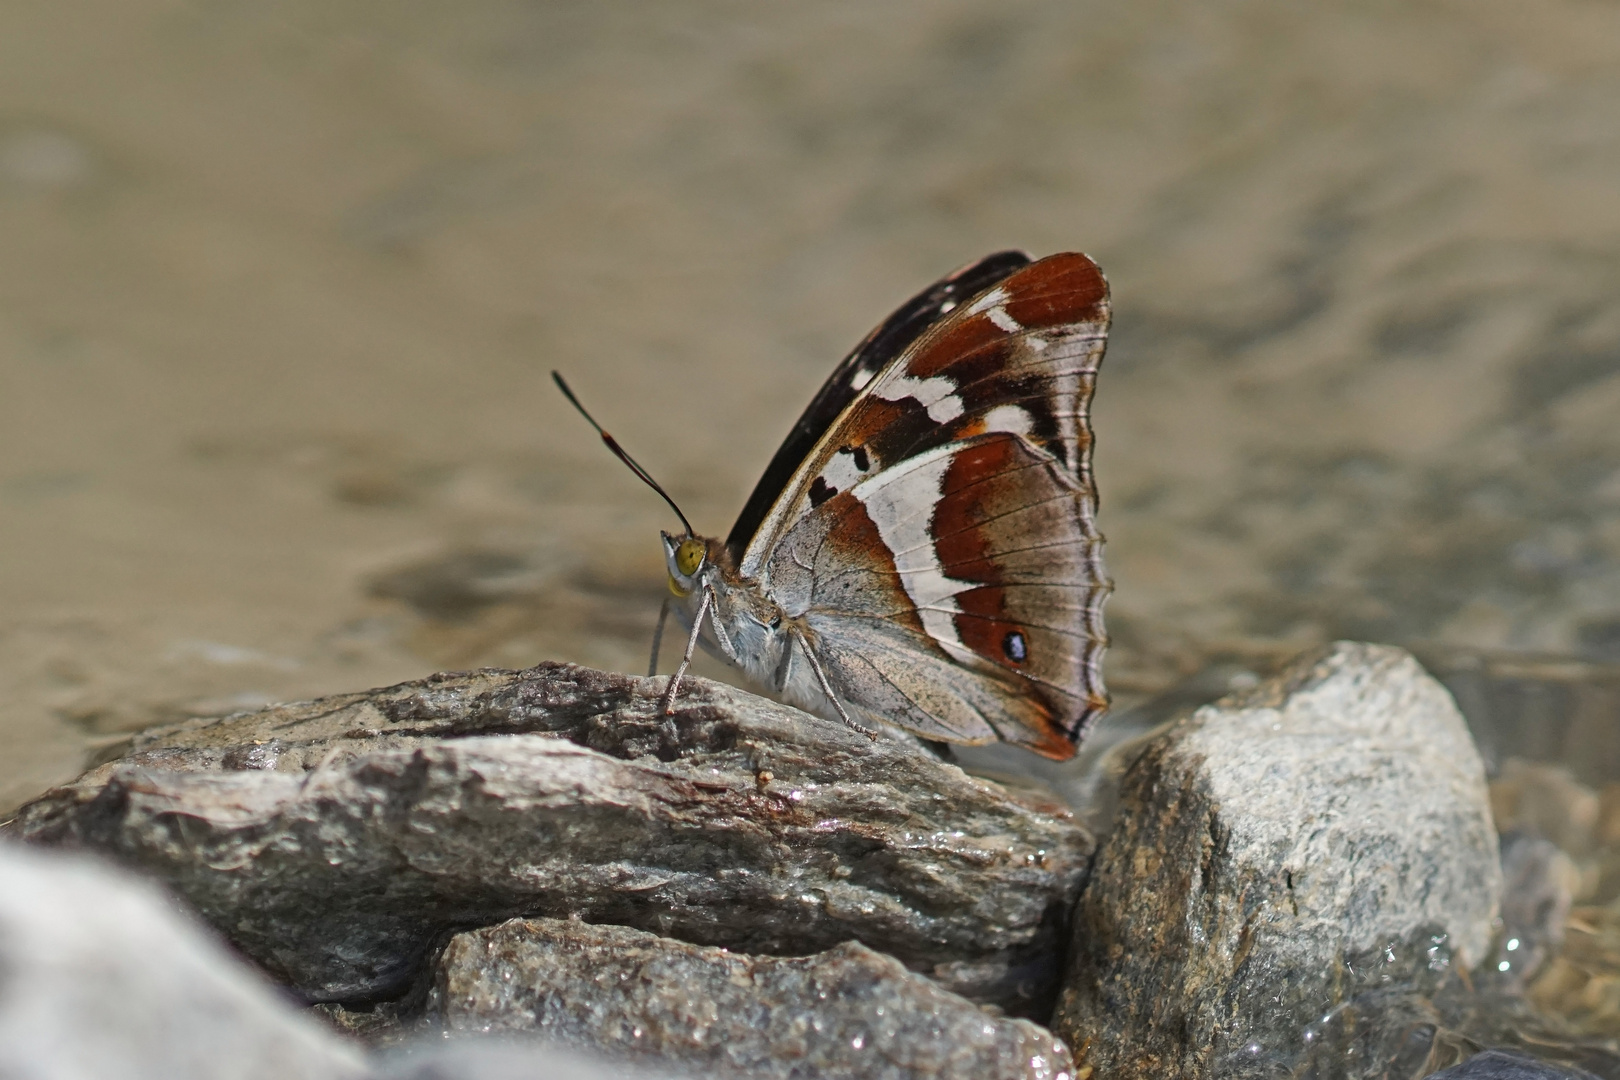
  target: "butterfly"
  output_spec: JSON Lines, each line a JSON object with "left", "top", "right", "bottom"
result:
{"left": 555, "top": 251, "right": 1111, "bottom": 760}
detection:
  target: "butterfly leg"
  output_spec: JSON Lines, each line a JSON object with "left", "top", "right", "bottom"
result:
{"left": 648, "top": 597, "right": 670, "bottom": 676}
{"left": 660, "top": 588, "right": 711, "bottom": 715}
{"left": 795, "top": 631, "right": 878, "bottom": 739}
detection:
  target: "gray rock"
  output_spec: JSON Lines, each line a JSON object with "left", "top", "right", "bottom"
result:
{"left": 1427, "top": 1049, "right": 1603, "bottom": 1080}
{"left": 1053, "top": 641, "right": 1503, "bottom": 1079}
{"left": 373, "top": 1039, "right": 683, "bottom": 1080}
{"left": 432, "top": 917, "right": 1072, "bottom": 1080}
{"left": 0, "top": 842, "right": 366, "bottom": 1080}
{"left": 12, "top": 662, "right": 1091, "bottom": 1014}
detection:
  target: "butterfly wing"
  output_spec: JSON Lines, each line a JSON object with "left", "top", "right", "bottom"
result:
{"left": 765, "top": 433, "right": 1106, "bottom": 756}
{"left": 740, "top": 253, "right": 1112, "bottom": 757}
{"left": 724, "top": 251, "right": 1032, "bottom": 560}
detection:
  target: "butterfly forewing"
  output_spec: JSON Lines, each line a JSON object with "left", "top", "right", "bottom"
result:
{"left": 725, "top": 251, "right": 1032, "bottom": 560}
{"left": 739, "top": 254, "right": 1109, "bottom": 574}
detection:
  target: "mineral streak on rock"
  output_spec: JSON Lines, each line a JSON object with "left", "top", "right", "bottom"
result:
{"left": 12, "top": 663, "right": 1092, "bottom": 1013}
{"left": 435, "top": 917, "right": 1074, "bottom": 1080}
{"left": 1053, "top": 641, "right": 1503, "bottom": 1079}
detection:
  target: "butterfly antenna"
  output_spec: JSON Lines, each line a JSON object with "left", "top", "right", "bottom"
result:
{"left": 551, "top": 371, "right": 696, "bottom": 536}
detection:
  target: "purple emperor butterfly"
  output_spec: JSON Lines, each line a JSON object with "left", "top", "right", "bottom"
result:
{"left": 556, "top": 251, "right": 1111, "bottom": 759}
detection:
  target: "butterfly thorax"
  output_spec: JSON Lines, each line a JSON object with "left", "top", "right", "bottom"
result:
{"left": 662, "top": 531, "right": 807, "bottom": 698}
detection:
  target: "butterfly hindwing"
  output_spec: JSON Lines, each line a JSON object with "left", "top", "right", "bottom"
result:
{"left": 761, "top": 428, "right": 1108, "bottom": 755}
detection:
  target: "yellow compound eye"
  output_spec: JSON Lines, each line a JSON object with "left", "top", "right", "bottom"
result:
{"left": 676, "top": 538, "right": 705, "bottom": 577}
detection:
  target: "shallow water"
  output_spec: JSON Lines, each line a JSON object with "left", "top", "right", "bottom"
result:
{"left": 3, "top": 1, "right": 1620, "bottom": 1060}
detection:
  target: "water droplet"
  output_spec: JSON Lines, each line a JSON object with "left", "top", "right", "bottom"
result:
{"left": 1498, "top": 960, "right": 1512, "bottom": 972}
{"left": 851, "top": 1034, "right": 864, "bottom": 1049}
{"left": 1506, "top": 937, "right": 1520, "bottom": 952}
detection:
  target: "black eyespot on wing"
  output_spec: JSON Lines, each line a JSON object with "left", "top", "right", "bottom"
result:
{"left": 849, "top": 444, "right": 870, "bottom": 472}
{"left": 724, "top": 250, "right": 1032, "bottom": 560}
{"left": 809, "top": 476, "right": 836, "bottom": 507}
{"left": 1002, "top": 630, "right": 1027, "bottom": 663}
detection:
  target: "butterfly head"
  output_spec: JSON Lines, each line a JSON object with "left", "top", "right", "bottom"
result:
{"left": 662, "top": 531, "right": 709, "bottom": 596}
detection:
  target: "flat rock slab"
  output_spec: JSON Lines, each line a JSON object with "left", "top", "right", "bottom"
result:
{"left": 435, "top": 917, "right": 1072, "bottom": 1080}
{"left": 11, "top": 663, "right": 1091, "bottom": 1013}
{"left": 1053, "top": 641, "right": 1503, "bottom": 1079}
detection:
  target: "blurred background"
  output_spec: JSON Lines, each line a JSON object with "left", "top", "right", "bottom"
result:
{"left": 3, "top": 1, "right": 1619, "bottom": 812}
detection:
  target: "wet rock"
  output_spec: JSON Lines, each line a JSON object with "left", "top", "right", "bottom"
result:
{"left": 0, "top": 842, "right": 365, "bottom": 1080}
{"left": 1053, "top": 641, "right": 1503, "bottom": 1079}
{"left": 12, "top": 662, "right": 1091, "bottom": 1014}
{"left": 1486, "top": 831, "right": 1579, "bottom": 992}
{"left": 1524, "top": 897, "right": 1620, "bottom": 1041}
{"left": 431, "top": 917, "right": 1072, "bottom": 1080}
{"left": 1427, "top": 1048, "right": 1603, "bottom": 1080}
{"left": 1283, "top": 952, "right": 1620, "bottom": 1080}
{"left": 373, "top": 1039, "right": 684, "bottom": 1080}
{"left": 1275, "top": 927, "right": 1620, "bottom": 1080}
